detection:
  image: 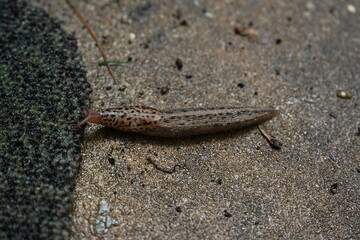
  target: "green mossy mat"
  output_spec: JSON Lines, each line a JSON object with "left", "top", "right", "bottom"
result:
{"left": 0, "top": 0, "right": 91, "bottom": 239}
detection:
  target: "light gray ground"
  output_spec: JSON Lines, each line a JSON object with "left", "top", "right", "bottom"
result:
{"left": 30, "top": 0, "right": 359, "bottom": 239}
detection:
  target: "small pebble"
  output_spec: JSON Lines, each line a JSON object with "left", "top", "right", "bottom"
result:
{"left": 347, "top": 4, "right": 356, "bottom": 13}
{"left": 175, "top": 58, "right": 183, "bottom": 70}
{"left": 356, "top": 127, "right": 360, "bottom": 137}
{"left": 205, "top": 12, "right": 214, "bottom": 18}
{"left": 175, "top": 206, "right": 182, "bottom": 213}
{"left": 237, "top": 83, "right": 245, "bottom": 88}
{"left": 269, "top": 139, "right": 282, "bottom": 150}
{"left": 306, "top": 2, "right": 316, "bottom": 11}
{"left": 108, "top": 157, "right": 115, "bottom": 165}
{"left": 336, "top": 90, "right": 352, "bottom": 99}
{"left": 160, "top": 86, "right": 169, "bottom": 95}
{"left": 329, "top": 112, "right": 337, "bottom": 119}
{"left": 129, "top": 33, "right": 136, "bottom": 40}
{"left": 330, "top": 183, "right": 338, "bottom": 195}
{"left": 180, "top": 20, "right": 188, "bottom": 26}
{"left": 224, "top": 210, "right": 232, "bottom": 218}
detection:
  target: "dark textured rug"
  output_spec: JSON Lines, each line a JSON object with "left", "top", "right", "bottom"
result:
{"left": 0, "top": 0, "right": 91, "bottom": 239}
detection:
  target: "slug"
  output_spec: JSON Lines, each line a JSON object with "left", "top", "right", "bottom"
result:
{"left": 80, "top": 106, "right": 278, "bottom": 137}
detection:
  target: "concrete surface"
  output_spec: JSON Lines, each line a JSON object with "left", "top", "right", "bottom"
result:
{"left": 29, "top": 0, "right": 359, "bottom": 239}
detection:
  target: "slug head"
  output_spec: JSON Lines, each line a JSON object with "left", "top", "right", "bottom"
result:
{"left": 78, "top": 109, "right": 102, "bottom": 126}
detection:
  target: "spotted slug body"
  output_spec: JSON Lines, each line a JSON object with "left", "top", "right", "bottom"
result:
{"left": 83, "top": 106, "right": 277, "bottom": 137}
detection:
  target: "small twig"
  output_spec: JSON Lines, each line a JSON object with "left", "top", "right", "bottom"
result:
{"left": 146, "top": 157, "right": 185, "bottom": 174}
{"left": 65, "top": 0, "right": 117, "bottom": 84}
{"left": 98, "top": 61, "right": 130, "bottom": 66}
{"left": 258, "top": 126, "right": 282, "bottom": 150}
{"left": 234, "top": 26, "right": 259, "bottom": 40}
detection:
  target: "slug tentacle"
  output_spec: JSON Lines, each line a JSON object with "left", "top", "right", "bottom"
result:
{"left": 82, "top": 106, "right": 277, "bottom": 137}
{"left": 79, "top": 109, "right": 101, "bottom": 126}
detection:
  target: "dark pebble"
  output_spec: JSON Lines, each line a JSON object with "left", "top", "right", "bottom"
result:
{"left": 108, "top": 157, "right": 116, "bottom": 165}
{"left": 224, "top": 210, "right": 232, "bottom": 218}
{"left": 175, "top": 58, "right": 183, "bottom": 70}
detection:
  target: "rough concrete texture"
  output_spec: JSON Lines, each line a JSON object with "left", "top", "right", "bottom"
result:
{"left": 0, "top": 0, "right": 91, "bottom": 239}
{"left": 30, "top": 0, "right": 359, "bottom": 239}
